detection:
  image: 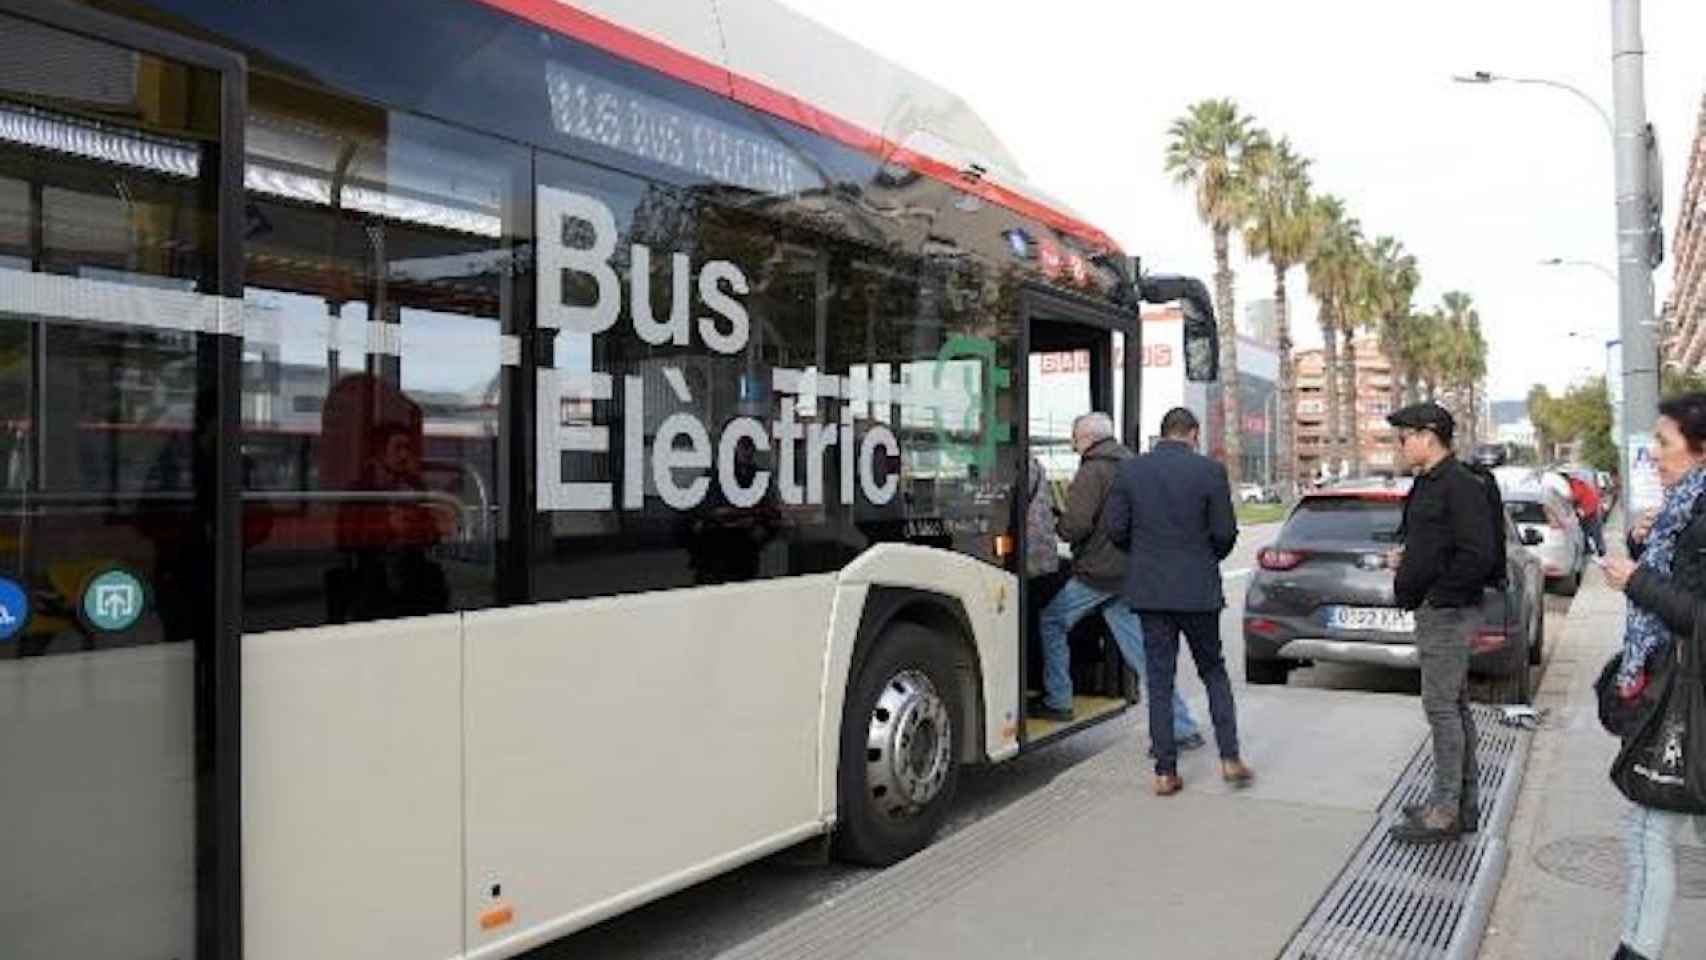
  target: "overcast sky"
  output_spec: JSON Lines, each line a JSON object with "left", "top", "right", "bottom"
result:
{"left": 777, "top": 0, "right": 1705, "bottom": 403}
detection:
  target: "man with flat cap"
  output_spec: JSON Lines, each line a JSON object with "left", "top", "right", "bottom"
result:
{"left": 1385, "top": 401, "right": 1497, "bottom": 844}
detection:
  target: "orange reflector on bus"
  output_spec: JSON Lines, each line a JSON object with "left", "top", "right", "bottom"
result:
{"left": 479, "top": 905, "right": 514, "bottom": 931}
{"left": 994, "top": 533, "right": 1015, "bottom": 558}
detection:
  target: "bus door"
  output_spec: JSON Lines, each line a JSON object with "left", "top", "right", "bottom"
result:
{"left": 1015, "top": 290, "right": 1140, "bottom": 746}
{"left": 0, "top": 3, "right": 245, "bottom": 958}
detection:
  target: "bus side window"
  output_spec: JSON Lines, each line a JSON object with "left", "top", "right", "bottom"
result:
{"left": 239, "top": 79, "right": 524, "bottom": 632}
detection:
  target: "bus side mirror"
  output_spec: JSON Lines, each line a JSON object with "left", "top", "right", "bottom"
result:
{"left": 1137, "top": 272, "right": 1219, "bottom": 383}
{"left": 1180, "top": 294, "right": 1219, "bottom": 383}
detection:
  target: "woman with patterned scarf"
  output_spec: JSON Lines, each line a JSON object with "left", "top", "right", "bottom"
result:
{"left": 1601, "top": 391, "right": 1706, "bottom": 960}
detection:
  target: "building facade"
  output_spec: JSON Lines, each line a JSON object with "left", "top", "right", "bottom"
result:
{"left": 1207, "top": 335, "right": 1279, "bottom": 485}
{"left": 1294, "top": 335, "right": 1401, "bottom": 482}
{"left": 1666, "top": 94, "right": 1706, "bottom": 368}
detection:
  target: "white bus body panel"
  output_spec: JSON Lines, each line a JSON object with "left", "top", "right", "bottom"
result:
{"left": 0, "top": 645, "right": 196, "bottom": 959}
{"left": 238, "top": 553, "right": 1015, "bottom": 958}
{"left": 243, "top": 617, "right": 464, "bottom": 960}
{"left": 461, "top": 576, "right": 835, "bottom": 956}
{"left": 552, "top": 0, "right": 728, "bottom": 66}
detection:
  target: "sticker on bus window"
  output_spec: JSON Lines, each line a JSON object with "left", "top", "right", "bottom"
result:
{"left": 0, "top": 577, "right": 28, "bottom": 641}
{"left": 82, "top": 568, "right": 146, "bottom": 633}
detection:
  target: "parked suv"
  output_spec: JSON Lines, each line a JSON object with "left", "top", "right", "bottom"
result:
{"left": 1242, "top": 479, "right": 1543, "bottom": 702}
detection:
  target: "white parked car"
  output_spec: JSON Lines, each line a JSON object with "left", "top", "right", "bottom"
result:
{"left": 1503, "top": 482, "right": 1588, "bottom": 596}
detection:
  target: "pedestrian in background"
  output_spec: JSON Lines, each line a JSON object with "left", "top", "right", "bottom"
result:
{"left": 1386, "top": 402, "right": 1496, "bottom": 844}
{"left": 1569, "top": 471, "right": 1607, "bottom": 557}
{"left": 1105, "top": 406, "right": 1252, "bottom": 796}
{"left": 1600, "top": 391, "right": 1706, "bottom": 960}
{"left": 1024, "top": 455, "right": 1067, "bottom": 654}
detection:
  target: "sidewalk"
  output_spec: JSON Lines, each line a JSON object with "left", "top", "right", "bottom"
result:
{"left": 1480, "top": 573, "right": 1706, "bottom": 958}
{"left": 719, "top": 686, "right": 1428, "bottom": 960}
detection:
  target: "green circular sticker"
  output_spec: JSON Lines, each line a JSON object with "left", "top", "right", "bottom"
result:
{"left": 83, "top": 569, "right": 145, "bottom": 632}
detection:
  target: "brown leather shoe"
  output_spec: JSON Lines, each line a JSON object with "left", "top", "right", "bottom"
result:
{"left": 1221, "top": 759, "right": 1255, "bottom": 789}
{"left": 1153, "top": 773, "right": 1183, "bottom": 796}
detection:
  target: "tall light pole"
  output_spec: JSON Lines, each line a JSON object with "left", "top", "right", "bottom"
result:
{"left": 1263, "top": 390, "right": 1278, "bottom": 486}
{"left": 1611, "top": 0, "right": 1661, "bottom": 529}
{"left": 1453, "top": 2, "right": 1662, "bottom": 530}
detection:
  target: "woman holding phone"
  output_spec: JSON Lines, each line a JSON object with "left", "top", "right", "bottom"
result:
{"left": 1600, "top": 392, "right": 1706, "bottom": 960}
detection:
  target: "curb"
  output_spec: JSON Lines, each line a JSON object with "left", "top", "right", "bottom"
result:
{"left": 1445, "top": 716, "right": 1532, "bottom": 960}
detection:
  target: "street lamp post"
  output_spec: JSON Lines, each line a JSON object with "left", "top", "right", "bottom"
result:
{"left": 1610, "top": 0, "right": 1661, "bottom": 531}
{"left": 1263, "top": 390, "right": 1278, "bottom": 487}
{"left": 1540, "top": 256, "right": 1619, "bottom": 285}
{"left": 1454, "top": 1, "right": 1661, "bottom": 531}
{"left": 1452, "top": 70, "right": 1615, "bottom": 137}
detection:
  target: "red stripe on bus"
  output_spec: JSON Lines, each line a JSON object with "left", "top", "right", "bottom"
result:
{"left": 470, "top": 0, "right": 1119, "bottom": 255}
{"left": 474, "top": 0, "right": 732, "bottom": 95}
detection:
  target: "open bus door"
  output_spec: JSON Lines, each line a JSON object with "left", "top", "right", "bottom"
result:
{"left": 1012, "top": 276, "right": 1219, "bottom": 748}
{"left": 1013, "top": 288, "right": 1142, "bottom": 747}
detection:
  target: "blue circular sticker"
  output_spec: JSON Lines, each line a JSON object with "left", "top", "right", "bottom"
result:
{"left": 83, "top": 569, "right": 145, "bottom": 633}
{"left": 0, "top": 577, "right": 28, "bottom": 642}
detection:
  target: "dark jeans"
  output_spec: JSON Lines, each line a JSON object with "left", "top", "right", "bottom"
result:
{"left": 1141, "top": 610, "right": 1241, "bottom": 775}
{"left": 1582, "top": 513, "right": 1606, "bottom": 556}
{"left": 1416, "top": 604, "right": 1480, "bottom": 815}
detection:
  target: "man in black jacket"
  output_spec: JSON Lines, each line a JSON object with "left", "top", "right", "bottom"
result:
{"left": 1387, "top": 402, "right": 1496, "bottom": 843}
{"left": 1106, "top": 407, "right": 1253, "bottom": 795}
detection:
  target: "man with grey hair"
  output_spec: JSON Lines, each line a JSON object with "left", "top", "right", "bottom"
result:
{"left": 1029, "top": 413, "right": 1204, "bottom": 752}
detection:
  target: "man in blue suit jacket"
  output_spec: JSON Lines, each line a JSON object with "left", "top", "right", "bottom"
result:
{"left": 1106, "top": 407, "right": 1255, "bottom": 796}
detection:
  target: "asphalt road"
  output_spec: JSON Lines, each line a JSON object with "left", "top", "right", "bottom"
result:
{"left": 529, "top": 522, "right": 1567, "bottom": 960}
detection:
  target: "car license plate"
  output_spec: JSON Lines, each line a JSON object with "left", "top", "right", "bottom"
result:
{"left": 1325, "top": 606, "right": 1414, "bottom": 633}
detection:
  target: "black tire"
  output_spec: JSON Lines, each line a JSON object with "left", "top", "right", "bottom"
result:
{"left": 1495, "top": 623, "right": 1534, "bottom": 705}
{"left": 1509, "top": 658, "right": 1533, "bottom": 705}
{"left": 1245, "top": 656, "right": 1290, "bottom": 686}
{"left": 833, "top": 622, "right": 962, "bottom": 866}
{"left": 1528, "top": 597, "right": 1546, "bottom": 665}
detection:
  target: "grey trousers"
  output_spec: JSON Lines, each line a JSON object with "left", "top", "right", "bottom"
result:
{"left": 1416, "top": 604, "right": 1480, "bottom": 815}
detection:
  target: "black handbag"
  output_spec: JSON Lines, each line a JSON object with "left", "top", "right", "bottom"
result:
{"left": 1609, "top": 602, "right": 1706, "bottom": 813}
{"left": 1597, "top": 652, "right": 1658, "bottom": 737}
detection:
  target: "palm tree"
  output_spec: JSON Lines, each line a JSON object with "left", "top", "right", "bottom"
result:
{"left": 1244, "top": 135, "right": 1319, "bottom": 499}
{"left": 1366, "top": 236, "right": 1421, "bottom": 411}
{"left": 1338, "top": 241, "right": 1382, "bottom": 476}
{"left": 1304, "top": 195, "right": 1362, "bottom": 480}
{"left": 1438, "top": 291, "right": 1486, "bottom": 448}
{"left": 1166, "top": 98, "right": 1261, "bottom": 483}
{"left": 1421, "top": 308, "right": 1454, "bottom": 402}
{"left": 1399, "top": 308, "right": 1442, "bottom": 403}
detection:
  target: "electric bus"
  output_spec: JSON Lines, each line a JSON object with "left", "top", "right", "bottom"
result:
{"left": 0, "top": 1, "right": 1218, "bottom": 957}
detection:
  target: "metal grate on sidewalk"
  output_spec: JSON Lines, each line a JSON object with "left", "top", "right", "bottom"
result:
{"left": 1278, "top": 704, "right": 1532, "bottom": 960}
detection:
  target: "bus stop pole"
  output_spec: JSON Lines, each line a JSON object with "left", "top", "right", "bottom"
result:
{"left": 1610, "top": 0, "right": 1659, "bottom": 532}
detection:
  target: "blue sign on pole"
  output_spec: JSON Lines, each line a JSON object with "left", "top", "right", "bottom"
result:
{"left": 0, "top": 577, "right": 28, "bottom": 641}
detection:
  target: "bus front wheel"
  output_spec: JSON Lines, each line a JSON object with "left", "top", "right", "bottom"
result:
{"left": 833, "top": 622, "right": 962, "bottom": 866}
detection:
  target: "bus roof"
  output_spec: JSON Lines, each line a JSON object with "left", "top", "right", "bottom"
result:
{"left": 475, "top": 0, "right": 1119, "bottom": 254}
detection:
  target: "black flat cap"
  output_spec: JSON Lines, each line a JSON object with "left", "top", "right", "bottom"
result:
{"left": 1387, "top": 402, "right": 1455, "bottom": 442}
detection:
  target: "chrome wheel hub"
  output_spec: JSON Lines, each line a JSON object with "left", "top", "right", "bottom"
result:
{"left": 864, "top": 669, "right": 952, "bottom": 818}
